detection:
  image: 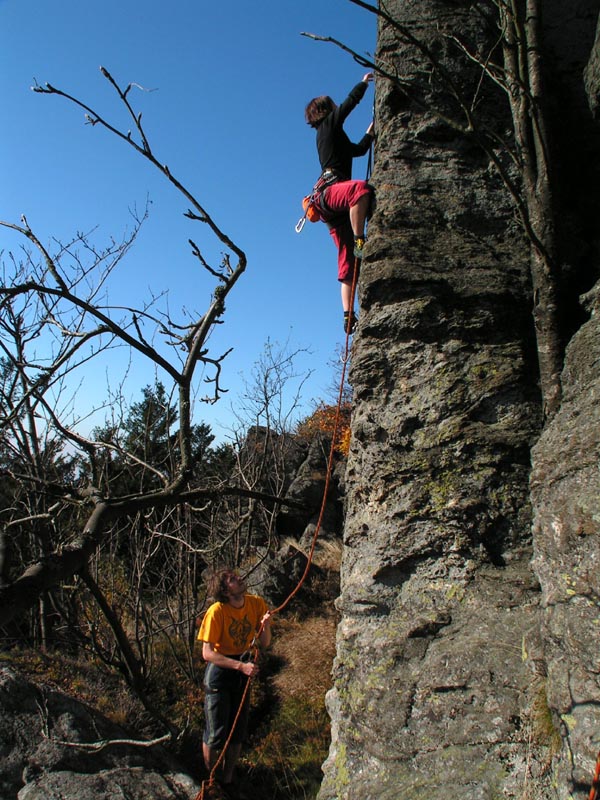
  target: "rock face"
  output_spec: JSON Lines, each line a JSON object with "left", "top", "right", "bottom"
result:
{"left": 319, "top": 2, "right": 600, "bottom": 799}
{"left": 278, "top": 434, "right": 344, "bottom": 543}
{"left": 0, "top": 667, "right": 198, "bottom": 800}
{"left": 586, "top": 22, "right": 600, "bottom": 116}
{"left": 530, "top": 282, "right": 600, "bottom": 797}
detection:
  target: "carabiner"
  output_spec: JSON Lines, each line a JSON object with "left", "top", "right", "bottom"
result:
{"left": 295, "top": 215, "right": 307, "bottom": 234}
{"left": 240, "top": 650, "right": 253, "bottom": 663}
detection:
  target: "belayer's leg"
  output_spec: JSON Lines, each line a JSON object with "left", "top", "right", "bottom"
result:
{"left": 223, "top": 742, "right": 242, "bottom": 784}
{"left": 203, "top": 742, "right": 219, "bottom": 772}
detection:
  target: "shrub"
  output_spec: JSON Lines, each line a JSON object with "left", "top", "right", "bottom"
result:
{"left": 296, "top": 402, "right": 351, "bottom": 457}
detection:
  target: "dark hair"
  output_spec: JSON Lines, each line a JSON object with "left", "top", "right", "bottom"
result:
{"left": 305, "top": 95, "right": 335, "bottom": 128}
{"left": 207, "top": 568, "right": 239, "bottom": 603}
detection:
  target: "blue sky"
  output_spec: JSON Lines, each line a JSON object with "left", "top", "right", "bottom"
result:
{"left": 0, "top": 0, "right": 376, "bottom": 443}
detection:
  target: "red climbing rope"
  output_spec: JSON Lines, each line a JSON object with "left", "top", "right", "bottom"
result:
{"left": 269, "top": 257, "right": 359, "bottom": 618}
{"left": 194, "top": 258, "right": 361, "bottom": 800}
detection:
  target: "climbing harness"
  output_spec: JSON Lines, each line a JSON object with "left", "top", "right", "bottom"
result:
{"left": 194, "top": 259, "right": 360, "bottom": 800}
{"left": 295, "top": 169, "right": 340, "bottom": 233}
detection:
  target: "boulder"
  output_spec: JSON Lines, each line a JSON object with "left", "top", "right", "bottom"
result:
{"left": 0, "top": 667, "right": 198, "bottom": 800}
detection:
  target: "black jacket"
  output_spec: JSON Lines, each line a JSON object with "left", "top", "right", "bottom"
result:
{"left": 315, "top": 81, "right": 372, "bottom": 180}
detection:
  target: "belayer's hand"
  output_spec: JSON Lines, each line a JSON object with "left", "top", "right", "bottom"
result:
{"left": 261, "top": 611, "right": 272, "bottom": 627}
{"left": 239, "top": 660, "right": 259, "bottom": 678}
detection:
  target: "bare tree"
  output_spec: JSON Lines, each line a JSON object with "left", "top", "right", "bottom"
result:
{"left": 219, "top": 339, "right": 313, "bottom": 567}
{"left": 0, "top": 68, "right": 287, "bottom": 634}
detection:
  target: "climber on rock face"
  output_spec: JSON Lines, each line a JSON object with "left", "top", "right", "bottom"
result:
{"left": 198, "top": 569, "right": 272, "bottom": 790}
{"left": 305, "top": 72, "right": 375, "bottom": 334}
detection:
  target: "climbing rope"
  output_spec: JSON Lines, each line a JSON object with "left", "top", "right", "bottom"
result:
{"left": 269, "top": 256, "right": 359, "bottom": 617}
{"left": 194, "top": 258, "right": 360, "bottom": 800}
{"left": 197, "top": 136, "right": 371, "bottom": 798}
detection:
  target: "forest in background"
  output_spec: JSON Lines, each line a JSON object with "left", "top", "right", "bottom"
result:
{"left": 0, "top": 358, "right": 349, "bottom": 796}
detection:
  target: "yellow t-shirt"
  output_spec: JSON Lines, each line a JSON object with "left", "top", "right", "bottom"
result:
{"left": 197, "top": 594, "right": 269, "bottom": 656}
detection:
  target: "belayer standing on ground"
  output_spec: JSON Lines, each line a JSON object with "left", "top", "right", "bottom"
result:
{"left": 198, "top": 568, "right": 272, "bottom": 794}
{"left": 305, "top": 72, "right": 375, "bottom": 333}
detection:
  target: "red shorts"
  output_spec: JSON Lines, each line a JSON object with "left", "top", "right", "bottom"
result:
{"left": 321, "top": 180, "right": 372, "bottom": 282}
{"left": 323, "top": 179, "right": 372, "bottom": 215}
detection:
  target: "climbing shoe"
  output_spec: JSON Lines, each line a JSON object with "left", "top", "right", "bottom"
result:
{"left": 344, "top": 311, "right": 358, "bottom": 334}
{"left": 353, "top": 237, "right": 366, "bottom": 259}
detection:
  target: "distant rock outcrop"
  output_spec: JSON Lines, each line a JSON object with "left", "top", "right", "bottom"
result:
{"left": 0, "top": 667, "right": 198, "bottom": 799}
{"left": 278, "top": 434, "right": 344, "bottom": 541}
{"left": 319, "top": 2, "right": 600, "bottom": 799}
{"left": 249, "top": 431, "right": 345, "bottom": 606}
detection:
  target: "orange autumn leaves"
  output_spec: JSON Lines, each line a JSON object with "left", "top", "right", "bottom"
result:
{"left": 296, "top": 402, "right": 351, "bottom": 457}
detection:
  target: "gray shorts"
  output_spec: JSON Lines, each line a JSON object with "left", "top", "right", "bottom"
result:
{"left": 203, "top": 662, "right": 250, "bottom": 748}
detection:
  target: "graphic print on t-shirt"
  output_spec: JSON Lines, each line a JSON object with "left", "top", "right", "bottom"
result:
{"left": 229, "top": 615, "right": 252, "bottom": 650}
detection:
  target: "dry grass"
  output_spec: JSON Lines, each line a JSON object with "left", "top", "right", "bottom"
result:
{"left": 245, "top": 608, "right": 339, "bottom": 798}
{"left": 280, "top": 536, "right": 343, "bottom": 573}
{"left": 530, "top": 678, "right": 562, "bottom": 757}
{"left": 311, "top": 539, "right": 343, "bottom": 571}
{"left": 269, "top": 611, "right": 338, "bottom": 703}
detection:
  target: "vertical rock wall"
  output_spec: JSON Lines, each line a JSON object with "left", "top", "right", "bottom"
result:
{"left": 319, "top": 2, "right": 600, "bottom": 799}
{"left": 529, "top": 8, "right": 600, "bottom": 796}
{"left": 530, "top": 283, "right": 600, "bottom": 798}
